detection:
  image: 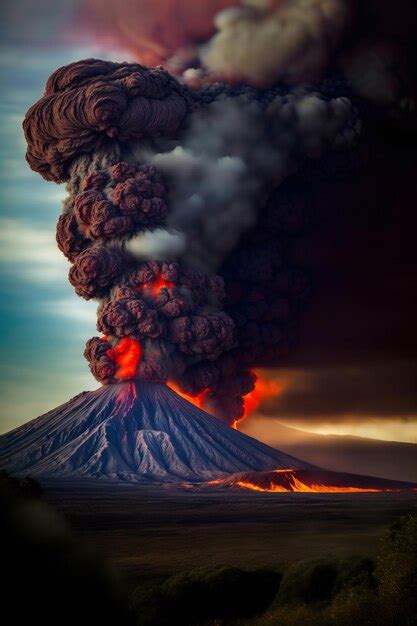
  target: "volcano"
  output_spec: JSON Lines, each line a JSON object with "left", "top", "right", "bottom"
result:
{"left": 1, "top": 382, "right": 415, "bottom": 491}
{"left": 0, "top": 382, "right": 313, "bottom": 482}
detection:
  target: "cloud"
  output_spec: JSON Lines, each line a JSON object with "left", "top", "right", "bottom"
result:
{"left": 258, "top": 362, "right": 417, "bottom": 422}
{"left": 42, "top": 297, "right": 97, "bottom": 324}
{"left": 0, "top": 217, "right": 69, "bottom": 283}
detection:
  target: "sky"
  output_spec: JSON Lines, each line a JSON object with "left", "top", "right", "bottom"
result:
{"left": 0, "top": 1, "right": 416, "bottom": 443}
{"left": 0, "top": 2, "right": 133, "bottom": 432}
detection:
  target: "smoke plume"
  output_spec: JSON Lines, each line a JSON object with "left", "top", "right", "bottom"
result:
{"left": 23, "top": 56, "right": 362, "bottom": 423}
{"left": 203, "top": 0, "right": 351, "bottom": 87}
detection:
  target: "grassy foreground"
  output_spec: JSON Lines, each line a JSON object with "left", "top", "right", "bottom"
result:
{"left": 2, "top": 473, "right": 417, "bottom": 625}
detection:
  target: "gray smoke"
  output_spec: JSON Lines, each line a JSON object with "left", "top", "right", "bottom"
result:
{"left": 136, "top": 89, "right": 361, "bottom": 272}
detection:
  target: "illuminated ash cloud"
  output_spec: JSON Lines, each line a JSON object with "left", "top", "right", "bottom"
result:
{"left": 24, "top": 57, "right": 363, "bottom": 424}
{"left": 95, "top": 261, "right": 234, "bottom": 360}
{"left": 79, "top": 0, "right": 237, "bottom": 69}
{"left": 78, "top": 1, "right": 417, "bottom": 122}
{"left": 23, "top": 58, "right": 193, "bottom": 182}
{"left": 73, "top": 162, "right": 168, "bottom": 240}
{"left": 83, "top": 336, "right": 116, "bottom": 384}
{"left": 68, "top": 245, "right": 126, "bottom": 299}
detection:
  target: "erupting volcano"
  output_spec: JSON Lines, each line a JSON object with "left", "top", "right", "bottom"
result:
{"left": 2, "top": 49, "right": 415, "bottom": 493}
{"left": 1, "top": 382, "right": 415, "bottom": 492}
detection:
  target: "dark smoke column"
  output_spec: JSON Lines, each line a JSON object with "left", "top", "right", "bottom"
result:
{"left": 24, "top": 58, "right": 362, "bottom": 425}
{"left": 23, "top": 58, "right": 238, "bottom": 417}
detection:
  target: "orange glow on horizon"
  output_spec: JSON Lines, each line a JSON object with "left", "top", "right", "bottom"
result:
{"left": 106, "top": 337, "right": 142, "bottom": 380}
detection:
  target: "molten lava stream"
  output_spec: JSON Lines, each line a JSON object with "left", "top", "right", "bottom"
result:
{"left": 234, "top": 470, "right": 383, "bottom": 493}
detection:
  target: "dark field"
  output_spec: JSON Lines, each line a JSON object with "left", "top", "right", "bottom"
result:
{"left": 43, "top": 481, "right": 417, "bottom": 590}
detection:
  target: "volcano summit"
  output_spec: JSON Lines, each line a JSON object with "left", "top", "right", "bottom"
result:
{"left": 0, "top": 382, "right": 312, "bottom": 483}
{"left": 1, "top": 383, "right": 415, "bottom": 493}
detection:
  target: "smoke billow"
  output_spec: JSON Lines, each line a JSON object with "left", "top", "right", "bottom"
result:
{"left": 145, "top": 89, "right": 360, "bottom": 271}
{"left": 78, "top": 0, "right": 237, "bottom": 69}
{"left": 202, "top": 0, "right": 351, "bottom": 87}
{"left": 23, "top": 53, "right": 362, "bottom": 424}
{"left": 23, "top": 59, "right": 193, "bottom": 182}
{"left": 78, "top": 0, "right": 417, "bottom": 122}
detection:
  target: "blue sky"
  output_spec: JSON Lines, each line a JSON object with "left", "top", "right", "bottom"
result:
{"left": 0, "top": 35, "right": 134, "bottom": 432}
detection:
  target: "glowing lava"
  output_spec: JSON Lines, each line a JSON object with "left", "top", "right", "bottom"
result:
{"left": 106, "top": 337, "right": 142, "bottom": 380}
{"left": 206, "top": 469, "right": 406, "bottom": 493}
{"left": 167, "top": 380, "right": 209, "bottom": 408}
{"left": 232, "top": 375, "right": 284, "bottom": 429}
{"left": 236, "top": 470, "right": 381, "bottom": 493}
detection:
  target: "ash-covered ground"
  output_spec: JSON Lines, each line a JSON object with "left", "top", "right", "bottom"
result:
{"left": 43, "top": 481, "right": 417, "bottom": 589}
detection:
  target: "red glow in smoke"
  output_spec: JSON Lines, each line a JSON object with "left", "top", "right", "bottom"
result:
{"left": 233, "top": 375, "right": 284, "bottom": 429}
{"left": 167, "top": 380, "right": 209, "bottom": 408}
{"left": 106, "top": 337, "right": 142, "bottom": 380}
{"left": 140, "top": 276, "right": 175, "bottom": 297}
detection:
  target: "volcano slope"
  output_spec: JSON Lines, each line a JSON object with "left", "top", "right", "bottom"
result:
{"left": 0, "top": 382, "right": 313, "bottom": 482}
{"left": 0, "top": 382, "right": 415, "bottom": 491}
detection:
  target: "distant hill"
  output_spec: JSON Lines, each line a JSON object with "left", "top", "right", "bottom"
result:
{"left": 241, "top": 419, "right": 417, "bottom": 483}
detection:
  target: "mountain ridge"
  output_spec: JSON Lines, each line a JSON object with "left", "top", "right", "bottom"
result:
{"left": 0, "top": 382, "right": 314, "bottom": 482}
{"left": 241, "top": 418, "right": 417, "bottom": 482}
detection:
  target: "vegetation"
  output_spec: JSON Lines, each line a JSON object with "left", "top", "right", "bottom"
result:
{"left": 129, "top": 514, "right": 417, "bottom": 626}
{"left": 1, "top": 469, "right": 134, "bottom": 626}
{"left": 131, "top": 565, "right": 281, "bottom": 626}
{"left": 2, "top": 472, "right": 415, "bottom": 626}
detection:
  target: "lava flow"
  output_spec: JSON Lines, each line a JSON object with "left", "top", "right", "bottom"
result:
{"left": 205, "top": 469, "right": 414, "bottom": 493}
{"left": 236, "top": 470, "right": 381, "bottom": 493}
{"left": 167, "top": 380, "right": 209, "bottom": 408}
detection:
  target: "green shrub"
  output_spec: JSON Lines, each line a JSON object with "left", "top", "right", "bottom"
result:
{"left": 276, "top": 558, "right": 339, "bottom": 605}
{"left": 376, "top": 514, "right": 417, "bottom": 625}
{"left": 334, "top": 555, "right": 376, "bottom": 594}
{"left": 131, "top": 565, "right": 281, "bottom": 626}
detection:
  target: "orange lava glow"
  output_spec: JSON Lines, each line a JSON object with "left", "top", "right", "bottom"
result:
{"left": 106, "top": 337, "right": 142, "bottom": 380}
{"left": 236, "top": 480, "right": 289, "bottom": 492}
{"left": 167, "top": 380, "right": 209, "bottom": 408}
{"left": 235, "top": 470, "right": 381, "bottom": 493}
{"left": 232, "top": 375, "right": 284, "bottom": 429}
{"left": 141, "top": 276, "right": 175, "bottom": 297}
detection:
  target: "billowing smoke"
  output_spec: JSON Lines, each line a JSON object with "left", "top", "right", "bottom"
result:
{"left": 202, "top": 0, "right": 351, "bottom": 87}
{"left": 23, "top": 59, "right": 193, "bottom": 182}
{"left": 78, "top": 0, "right": 416, "bottom": 121}
{"left": 23, "top": 57, "right": 362, "bottom": 424}
{"left": 78, "top": 0, "right": 237, "bottom": 69}
{"left": 143, "top": 88, "right": 359, "bottom": 271}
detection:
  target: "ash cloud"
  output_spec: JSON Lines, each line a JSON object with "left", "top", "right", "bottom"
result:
{"left": 23, "top": 56, "right": 364, "bottom": 424}
{"left": 142, "top": 87, "right": 360, "bottom": 271}
{"left": 253, "top": 138, "right": 417, "bottom": 426}
{"left": 203, "top": 0, "right": 351, "bottom": 87}
{"left": 23, "top": 58, "right": 193, "bottom": 182}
